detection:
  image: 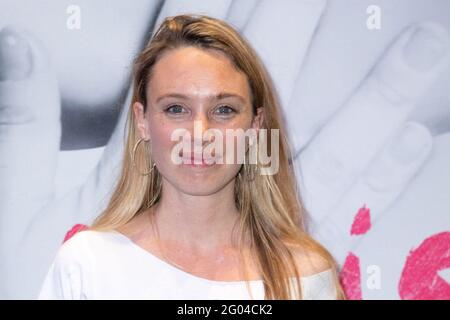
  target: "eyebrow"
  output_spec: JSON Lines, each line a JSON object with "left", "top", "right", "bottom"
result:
{"left": 155, "top": 92, "right": 247, "bottom": 104}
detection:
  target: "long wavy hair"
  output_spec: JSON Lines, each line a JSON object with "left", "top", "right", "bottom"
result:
{"left": 91, "top": 14, "right": 345, "bottom": 300}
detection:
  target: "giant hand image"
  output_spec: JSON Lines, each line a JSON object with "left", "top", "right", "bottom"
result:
{"left": 0, "top": 0, "right": 449, "bottom": 299}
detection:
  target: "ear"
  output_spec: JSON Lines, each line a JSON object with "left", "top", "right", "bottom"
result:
{"left": 252, "top": 106, "right": 265, "bottom": 133}
{"left": 132, "top": 102, "right": 150, "bottom": 140}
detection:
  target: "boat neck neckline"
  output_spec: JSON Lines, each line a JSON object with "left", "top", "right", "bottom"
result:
{"left": 100, "top": 229, "right": 333, "bottom": 286}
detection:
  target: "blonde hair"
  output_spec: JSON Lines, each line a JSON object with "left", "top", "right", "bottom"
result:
{"left": 91, "top": 14, "right": 345, "bottom": 300}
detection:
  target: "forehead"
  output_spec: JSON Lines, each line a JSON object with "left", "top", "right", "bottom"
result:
{"left": 148, "top": 46, "right": 251, "bottom": 100}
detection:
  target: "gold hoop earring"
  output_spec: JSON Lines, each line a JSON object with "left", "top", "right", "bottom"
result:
{"left": 241, "top": 155, "right": 259, "bottom": 182}
{"left": 132, "top": 138, "right": 156, "bottom": 176}
{"left": 238, "top": 137, "right": 259, "bottom": 182}
{"left": 246, "top": 163, "right": 258, "bottom": 181}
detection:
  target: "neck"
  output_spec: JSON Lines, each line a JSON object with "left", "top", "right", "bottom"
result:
{"left": 150, "top": 177, "right": 242, "bottom": 251}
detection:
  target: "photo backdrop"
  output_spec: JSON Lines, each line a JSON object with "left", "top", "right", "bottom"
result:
{"left": 0, "top": 0, "right": 449, "bottom": 299}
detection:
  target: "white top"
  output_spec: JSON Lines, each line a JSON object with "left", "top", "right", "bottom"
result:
{"left": 37, "top": 230, "right": 338, "bottom": 300}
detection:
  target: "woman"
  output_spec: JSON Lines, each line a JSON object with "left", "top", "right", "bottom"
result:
{"left": 38, "top": 14, "right": 345, "bottom": 300}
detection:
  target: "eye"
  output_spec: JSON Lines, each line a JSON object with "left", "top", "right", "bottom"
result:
{"left": 214, "top": 105, "right": 236, "bottom": 116}
{"left": 165, "top": 104, "right": 187, "bottom": 115}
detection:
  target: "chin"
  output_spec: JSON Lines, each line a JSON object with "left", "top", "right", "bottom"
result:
{"left": 165, "top": 169, "right": 234, "bottom": 195}
{"left": 174, "top": 181, "right": 226, "bottom": 196}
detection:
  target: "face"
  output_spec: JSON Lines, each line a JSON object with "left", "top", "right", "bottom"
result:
{"left": 133, "top": 46, "right": 264, "bottom": 196}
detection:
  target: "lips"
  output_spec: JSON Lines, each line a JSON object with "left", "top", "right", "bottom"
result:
{"left": 182, "top": 153, "right": 220, "bottom": 165}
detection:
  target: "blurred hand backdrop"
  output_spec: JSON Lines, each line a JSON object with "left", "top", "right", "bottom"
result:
{"left": 0, "top": 0, "right": 449, "bottom": 299}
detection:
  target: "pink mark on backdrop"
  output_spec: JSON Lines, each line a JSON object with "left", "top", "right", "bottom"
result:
{"left": 350, "top": 204, "right": 371, "bottom": 236}
{"left": 63, "top": 223, "right": 89, "bottom": 244}
{"left": 340, "top": 252, "right": 362, "bottom": 300}
{"left": 339, "top": 204, "right": 372, "bottom": 299}
{"left": 398, "top": 231, "right": 450, "bottom": 300}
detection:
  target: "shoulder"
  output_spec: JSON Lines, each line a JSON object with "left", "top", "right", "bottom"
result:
{"left": 38, "top": 229, "right": 115, "bottom": 299}
{"left": 60, "top": 229, "right": 103, "bottom": 252}
{"left": 49, "top": 230, "right": 94, "bottom": 269}
{"left": 53, "top": 229, "right": 116, "bottom": 268}
{"left": 37, "top": 230, "right": 93, "bottom": 300}
{"left": 290, "top": 245, "right": 333, "bottom": 277}
{"left": 288, "top": 245, "right": 341, "bottom": 299}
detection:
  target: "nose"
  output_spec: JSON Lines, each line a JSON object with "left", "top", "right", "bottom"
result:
{"left": 191, "top": 111, "right": 211, "bottom": 147}
{"left": 193, "top": 111, "right": 211, "bottom": 129}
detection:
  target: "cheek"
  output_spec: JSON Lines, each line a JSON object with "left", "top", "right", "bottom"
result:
{"left": 220, "top": 118, "right": 254, "bottom": 159}
{"left": 148, "top": 122, "right": 177, "bottom": 162}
